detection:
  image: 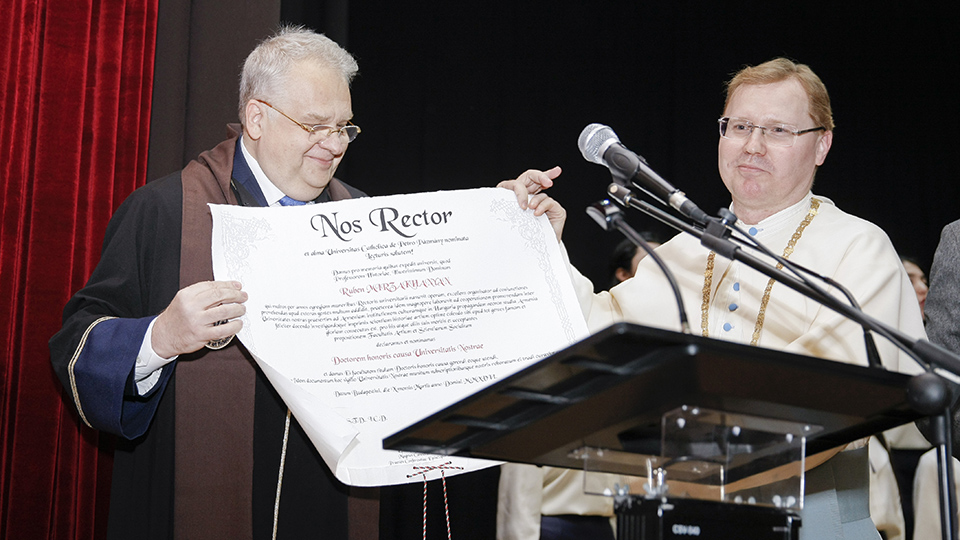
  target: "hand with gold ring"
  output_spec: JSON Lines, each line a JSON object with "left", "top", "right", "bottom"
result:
{"left": 151, "top": 281, "right": 247, "bottom": 358}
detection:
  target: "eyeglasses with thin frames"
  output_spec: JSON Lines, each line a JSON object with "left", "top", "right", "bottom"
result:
{"left": 256, "top": 99, "right": 361, "bottom": 143}
{"left": 718, "top": 116, "right": 824, "bottom": 148}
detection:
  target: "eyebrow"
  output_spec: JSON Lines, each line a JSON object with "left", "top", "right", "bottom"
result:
{"left": 302, "top": 111, "right": 354, "bottom": 125}
{"left": 734, "top": 116, "right": 797, "bottom": 126}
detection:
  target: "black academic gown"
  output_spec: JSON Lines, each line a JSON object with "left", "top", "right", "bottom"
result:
{"left": 49, "top": 136, "right": 366, "bottom": 539}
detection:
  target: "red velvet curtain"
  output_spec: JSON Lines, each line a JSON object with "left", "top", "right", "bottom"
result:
{"left": 0, "top": 0, "right": 157, "bottom": 537}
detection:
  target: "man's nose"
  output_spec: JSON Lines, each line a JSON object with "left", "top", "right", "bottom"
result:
{"left": 744, "top": 126, "right": 767, "bottom": 154}
{"left": 318, "top": 134, "right": 347, "bottom": 155}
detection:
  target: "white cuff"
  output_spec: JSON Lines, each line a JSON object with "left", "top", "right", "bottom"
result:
{"left": 134, "top": 318, "right": 177, "bottom": 395}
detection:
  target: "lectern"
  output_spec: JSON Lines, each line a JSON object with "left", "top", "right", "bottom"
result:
{"left": 384, "top": 323, "right": 924, "bottom": 539}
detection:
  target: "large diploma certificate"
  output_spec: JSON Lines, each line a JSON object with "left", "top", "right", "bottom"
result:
{"left": 211, "top": 188, "right": 588, "bottom": 486}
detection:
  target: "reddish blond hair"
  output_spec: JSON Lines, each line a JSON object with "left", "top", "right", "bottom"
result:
{"left": 725, "top": 58, "right": 834, "bottom": 131}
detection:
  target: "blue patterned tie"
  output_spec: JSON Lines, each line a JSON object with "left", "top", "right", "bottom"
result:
{"left": 279, "top": 195, "right": 307, "bottom": 206}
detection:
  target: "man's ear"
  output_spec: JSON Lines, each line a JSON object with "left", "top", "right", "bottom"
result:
{"left": 815, "top": 130, "right": 833, "bottom": 166}
{"left": 244, "top": 100, "right": 266, "bottom": 140}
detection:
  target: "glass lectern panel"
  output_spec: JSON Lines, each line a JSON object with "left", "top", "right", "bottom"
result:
{"left": 573, "top": 405, "right": 822, "bottom": 511}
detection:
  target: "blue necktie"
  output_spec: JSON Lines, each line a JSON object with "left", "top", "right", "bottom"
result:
{"left": 279, "top": 195, "right": 307, "bottom": 206}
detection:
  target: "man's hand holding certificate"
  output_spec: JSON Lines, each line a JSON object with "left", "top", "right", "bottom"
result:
{"left": 211, "top": 187, "right": 588, "bottom": 486}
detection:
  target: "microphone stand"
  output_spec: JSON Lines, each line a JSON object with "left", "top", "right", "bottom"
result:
{"left": 587, "top": 199, "right": 692, "bottom": 335}
{"left": 597, "top": 184, "right": 960, "bottom": 540}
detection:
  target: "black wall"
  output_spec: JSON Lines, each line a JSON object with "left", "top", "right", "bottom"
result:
{"left": 286, "top": 2, "right": 960, "bottom": 286}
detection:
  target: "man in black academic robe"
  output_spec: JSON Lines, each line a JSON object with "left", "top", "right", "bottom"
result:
{"left": 50, "top": 27, "right": 370, "bottom": 540}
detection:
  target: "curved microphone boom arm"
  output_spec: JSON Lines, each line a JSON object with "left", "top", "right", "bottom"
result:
{"left": 587, "top": 198, "right": 692, "bottom": 335}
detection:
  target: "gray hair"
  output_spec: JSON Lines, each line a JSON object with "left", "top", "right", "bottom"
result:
{"left": 238, "top": 25, "right": 359, "bottom": 123}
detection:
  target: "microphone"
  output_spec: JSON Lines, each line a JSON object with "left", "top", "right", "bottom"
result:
{"left": 578, "top": 123, "right": 709, "bottom": 224}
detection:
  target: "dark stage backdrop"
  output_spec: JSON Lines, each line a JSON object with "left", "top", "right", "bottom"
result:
{"left": 270, "top": 1, "right": 960, "bottom": 289}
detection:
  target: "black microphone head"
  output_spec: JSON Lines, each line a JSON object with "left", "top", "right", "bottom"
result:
{"left": 578, "top": 124, "right": 620, "bottom": 165}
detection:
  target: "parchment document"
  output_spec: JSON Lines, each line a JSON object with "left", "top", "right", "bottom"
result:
{"left": 210, "top": 187, "right": 588, "bottom": 486}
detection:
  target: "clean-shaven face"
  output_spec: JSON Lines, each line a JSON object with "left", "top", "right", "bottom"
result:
{"left": 247, "top": 61, "right": 354, "bottom": 201}
{"left": 718, "top": 78, "right": 832, "bottom": 224}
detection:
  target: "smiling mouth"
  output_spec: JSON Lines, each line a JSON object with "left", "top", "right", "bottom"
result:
{"left": 307, "top": 155, "right": 334, "bottom": 167}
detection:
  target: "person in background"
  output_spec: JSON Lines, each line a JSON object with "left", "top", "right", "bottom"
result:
{"left": 909, "top": 222, "right": 960, "bottom": 540}
{"left": 606, "top": 233, "right": 664, "bottom": 289}
{"left": 902, "top": 257, "right": 929, "bottom": 319}
{"left": 869, "top": 258, "right": 935, "bottom": 540}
